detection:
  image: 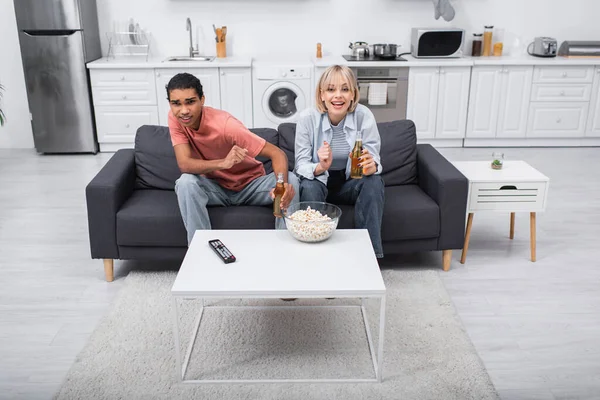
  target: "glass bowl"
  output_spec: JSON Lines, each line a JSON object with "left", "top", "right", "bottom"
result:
{"left": 283, "top": 201, "right": 342, "bottom": 243}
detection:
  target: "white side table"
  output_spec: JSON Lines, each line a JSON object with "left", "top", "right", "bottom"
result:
{"left": 452, "top": 161, "right": 549, "bottom": 263}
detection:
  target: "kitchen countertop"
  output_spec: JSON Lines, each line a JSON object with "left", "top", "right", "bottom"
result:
{"left": 313, "top": 54, "right": 600, "bottom": 68}
{"left": 87, "top": 56, "right": 252, "bottom": 69}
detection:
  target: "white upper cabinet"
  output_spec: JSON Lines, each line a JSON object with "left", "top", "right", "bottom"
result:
{"left": 219, "top": 67, "right": 253, "bottom": 128}
{"left": 467, "top": 66, "right": 533, "bottom": 138}
{"left": 586, "top": 67, "right": 600, "bottom": 137}
{"left": 408, "top": 66, "right": 470, "bottom": 139}
{"left": 155, "top": 68, "right": 220, "bottom": 126}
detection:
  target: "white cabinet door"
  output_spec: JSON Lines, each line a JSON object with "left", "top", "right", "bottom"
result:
{"left": 95, "top": 105, "right": 159, "bottom": 144}
{"left": 586, "top": 67, "right": 600, "bottom": 137}
{"left": 435, "top": 67, "right": 470, "bottom": 138}
{"left": 155, "top": 68, "right": 220, "bottom": 126}
{"left": 496, "top": 66, "right": 533, "bottom": 138}
{"left": 314, "top": 67, "right": 328, "bottom": 92}
{"left": 466, "top": 66, "right": 502, "bottom": 138}
{"left": 407, "top": 67, "right": 439, "bottom": 139}
{"left": 219, "top": 68, "right": 253, "bottom": 128}
{"left": 527, "top": 102, "right": 589, "bottom": 137}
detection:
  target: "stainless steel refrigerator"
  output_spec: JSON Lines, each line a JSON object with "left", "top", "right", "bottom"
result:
{"left": 14, "top": 0, "right": 102, "bottom": 153}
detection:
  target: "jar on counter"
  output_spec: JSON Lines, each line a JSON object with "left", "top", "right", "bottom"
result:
{"left": 491, "top": 152, "right": 504, "bottom": 170}
{"left": 483, "top": 26, "right": 494, "bottom": 56}
{"left": 493, "top": 28, "right": 504, "bottom": 56}
{"left": 471, "top": 33, "right": 483, "bottom": 56}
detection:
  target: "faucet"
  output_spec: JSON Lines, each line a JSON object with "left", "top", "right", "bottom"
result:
{"left": 186, "top": 17, "right": 200, "bottom": 58}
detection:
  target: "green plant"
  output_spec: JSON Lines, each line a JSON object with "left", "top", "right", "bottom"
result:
{"left": 0, "top": 83, "right": 5, "bottom": 126}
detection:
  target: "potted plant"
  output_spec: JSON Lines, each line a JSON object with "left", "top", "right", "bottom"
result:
{"left": 0, "top": 83, "right": 5, "bottom": 126}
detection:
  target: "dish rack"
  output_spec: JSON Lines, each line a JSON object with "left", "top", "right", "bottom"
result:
{"left": 106, "top": 30, "right": 152, "bottom": 60}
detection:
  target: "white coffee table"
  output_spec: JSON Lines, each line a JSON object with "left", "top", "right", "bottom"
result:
{"left": 452, "top": 160, "right": 549, "bottom": 263}
{"left": 171, "top": 229, "right": 387, "bottom": 384}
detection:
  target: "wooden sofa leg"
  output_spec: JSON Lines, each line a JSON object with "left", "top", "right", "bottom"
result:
{"left": 104, "top": 259, "right": 114, "bottom": 282}
{"left": 442, "top": 250, "right": 452, "bottom": 272}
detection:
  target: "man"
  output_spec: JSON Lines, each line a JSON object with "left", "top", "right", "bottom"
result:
{"left": 166, "top": 72, "right": 299, "bottom": 244}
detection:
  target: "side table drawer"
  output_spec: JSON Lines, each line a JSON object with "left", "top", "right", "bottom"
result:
{"left": 469, "top": 181, "right": 548, "bottom": 212}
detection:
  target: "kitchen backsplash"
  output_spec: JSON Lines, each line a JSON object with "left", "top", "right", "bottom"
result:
{"left": 95, "top": 0, "right": 600, "bottom": 59}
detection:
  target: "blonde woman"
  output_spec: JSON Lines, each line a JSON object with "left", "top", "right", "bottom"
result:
{"left": 294, "top": 65, "right": 385, "bottom": 258}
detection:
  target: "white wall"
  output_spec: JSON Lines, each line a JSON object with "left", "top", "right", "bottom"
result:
{"left": 2, "top": 0, "right": 600, "bottom": 149}
{"left": 96, "top": 0, "right": 600, "bottom": 59}
{"left": 0, "top": 0, "right": 34, "bottom": 149}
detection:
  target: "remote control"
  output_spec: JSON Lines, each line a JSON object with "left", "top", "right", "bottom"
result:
{"left": 208, "top": 239, "right": 236, "bottom": 264}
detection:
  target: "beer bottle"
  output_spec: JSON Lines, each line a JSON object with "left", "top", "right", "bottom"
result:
{"left": 273, "top": 173, "right": 285, "bottom": 217}
{"left": 350, "top": 131, "right": 363, "bottom": 179}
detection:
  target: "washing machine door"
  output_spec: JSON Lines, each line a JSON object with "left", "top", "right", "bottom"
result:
{"left": 262, "top": 81, "right": 306, "bottom": 126}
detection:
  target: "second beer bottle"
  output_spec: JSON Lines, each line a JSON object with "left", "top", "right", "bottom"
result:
{"left": 350, "top": 131, "right": 363, "bottom": 179}
{"left": 273, "top": 173, "right": 285, "bottom": 217}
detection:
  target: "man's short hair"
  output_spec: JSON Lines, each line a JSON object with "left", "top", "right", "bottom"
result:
{"left": 166, "top": 73, "right": 204, "bottom": 101}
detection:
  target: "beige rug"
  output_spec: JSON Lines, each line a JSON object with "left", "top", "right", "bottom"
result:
{"left": 54, "top": 269, "right": 499, "bottom": 399}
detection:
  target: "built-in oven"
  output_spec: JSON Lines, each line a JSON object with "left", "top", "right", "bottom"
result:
{"left": 350, "top": 66, "right": 409, "bottom": 123}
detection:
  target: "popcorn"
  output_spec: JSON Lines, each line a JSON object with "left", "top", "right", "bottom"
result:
{"left": 286, "top": 206, "right": 336, "bottom": 242}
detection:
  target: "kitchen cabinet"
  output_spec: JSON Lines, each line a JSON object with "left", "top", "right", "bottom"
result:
{"left": 466, "top": 66, "right": 533, "bottom": 138}
{"left": 585, "top": 67, "right": 600, "bottom": 137}
{"left": 219, "top": 67, "right": 253, "bottom": 128}
{"left": 155, "top": 68, "right": 220, "bottom": 126}
{"left": 90, "top": 68, "right": 159, "bottom": 152}
{"left": 407, "top": 66, "right": 470, "bottom": 139}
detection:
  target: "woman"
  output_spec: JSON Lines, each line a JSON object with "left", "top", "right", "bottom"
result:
{"left": 294, "top": 65, "right": 385, "bottom": 258}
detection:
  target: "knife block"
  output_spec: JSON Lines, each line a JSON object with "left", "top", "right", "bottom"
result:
{"left": 216, "top": 41, "right": 226, "bottom": 58}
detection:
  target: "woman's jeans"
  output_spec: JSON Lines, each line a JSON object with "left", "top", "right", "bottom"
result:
{"left": 299, "top": 171, "right": 385, "bottom": 258}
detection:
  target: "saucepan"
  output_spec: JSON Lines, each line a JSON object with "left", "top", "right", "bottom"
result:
{"left": 372, "top": 43, "right": 399, "bottom": 59}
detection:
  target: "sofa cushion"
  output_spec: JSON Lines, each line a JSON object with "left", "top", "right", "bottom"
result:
{"left": 252, "top": 128, "right": 279, "bottom": 175}
{"left": 379, "top": 120, "right": 418, "bottom": 186}
{"left": 134, "top": 125, "right": 279, "bottom": 190}
{"left": 276, "top": 123, "right": 296, "bottom": 172}
{"left": 134, "top": 125, "right": 181, "bottom": 190}
{"left": 117, "top": 189, "right": 187, "bottom": 247}
{"left": 116, "top": 189, "right": 276, "bottom": 247}
{"left": 277, "top": 120, "right": 417, "bottom": 186}
{"left": 381, "top": 185, "right": 439, "bottom": 241}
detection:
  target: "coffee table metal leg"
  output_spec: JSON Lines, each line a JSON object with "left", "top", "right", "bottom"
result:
{"left": 377, "top": 295, "right": 386, "bottom": 383}
{"left": 461, "top": 213, "right": 474, "bottom": 264}
{"left": 172, "top": 297, "right": 183, "bottom": 381}
{"left": 530, "top": 212, "right": 536, "bottom": 262}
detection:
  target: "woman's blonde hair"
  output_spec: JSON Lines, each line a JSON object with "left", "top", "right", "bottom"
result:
{"left": 315, "top": 65, "right": 360, "bottom": 114}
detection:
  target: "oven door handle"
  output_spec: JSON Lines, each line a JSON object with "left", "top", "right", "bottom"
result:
{"left": 357, "top": 79, "right": 399, "bottom": 84}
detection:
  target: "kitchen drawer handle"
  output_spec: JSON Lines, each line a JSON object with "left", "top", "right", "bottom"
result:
{"left": 562, "top": 72, "right": 568, "bottom": 78}
{"left": 125, "top": 123, "right": 130, "bottom": 128}
{"left": 122, "top": 95, "right": 127, "bottom": 100}
{"left": 499, "top": 185, "right": 517, "bottom": 190}
{"left": 557, "top": 117, "right": 562, "bottom": 123}
{"left": 560, "top": 90, "right": 565, "bottom": 96}
{"left": 120, "top": 76, "right": 125, "bottom": 81}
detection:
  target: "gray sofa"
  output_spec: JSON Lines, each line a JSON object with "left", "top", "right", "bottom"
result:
{"left": 86, "top": 120, "right": 468, "bottom": 281}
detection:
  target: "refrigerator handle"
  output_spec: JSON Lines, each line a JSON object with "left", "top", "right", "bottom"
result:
{"left": 23, "top": 29, "right": 79, "bottom": 37}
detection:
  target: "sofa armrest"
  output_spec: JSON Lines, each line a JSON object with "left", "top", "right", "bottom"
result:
{"left": 86, "top": 149, "right": 136, "bottom": 259}
{"left": 417, "top": 144, "right": 468, "bottom": 250}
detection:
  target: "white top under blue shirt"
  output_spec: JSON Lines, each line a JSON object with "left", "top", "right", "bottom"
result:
{"left": 294, "top": 103, "right": 383, "bottom": 185}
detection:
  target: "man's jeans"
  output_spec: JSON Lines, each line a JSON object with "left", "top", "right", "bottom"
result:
{"left": 175, "top": 172, "right": 300, "bottom": 245}
{"left": 299, "top": 174, "right": 385, "bottom": 258}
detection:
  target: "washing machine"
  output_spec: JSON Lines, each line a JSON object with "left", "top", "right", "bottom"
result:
{"left": 252, "top": 61, "right": 313, "bottom": 129}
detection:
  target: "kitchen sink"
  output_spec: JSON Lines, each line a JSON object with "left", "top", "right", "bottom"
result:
{"left": 163, "top": 56, "right": 215, "bottom": 62}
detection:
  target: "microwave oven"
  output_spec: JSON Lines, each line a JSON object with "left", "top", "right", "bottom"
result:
{"left": 411, "top": 28, "right": 465, "bottom": 58}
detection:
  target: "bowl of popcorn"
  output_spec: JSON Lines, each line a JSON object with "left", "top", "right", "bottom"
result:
{"left": 283, "top": 201, "right": 342, "bottom": 243}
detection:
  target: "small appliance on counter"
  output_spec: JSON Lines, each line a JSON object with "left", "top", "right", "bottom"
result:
{"left": 527, "top": 37, "right": 557, "bottom": 57}
{"left": 558, "top": 41, "right": 600, "bottom": 58}
{"left": 411, "top": 28, "right": 465, "bottom": 58}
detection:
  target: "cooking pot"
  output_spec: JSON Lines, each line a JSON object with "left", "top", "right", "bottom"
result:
{"left": 349, "top": 41, "right": 370, "bottom": 58}
{"left": 373, "top": 43, "right": 399, "bottom": 59}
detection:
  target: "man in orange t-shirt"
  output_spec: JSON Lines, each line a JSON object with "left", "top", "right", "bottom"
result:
{"left": 166, "top": 73, "right": 299, "bottom": 244}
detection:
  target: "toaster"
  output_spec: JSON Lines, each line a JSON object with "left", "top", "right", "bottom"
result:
{"left": 411, "top": 28, "right": 465, "bottom": 58}
{"left": 529, "top": 37, "right": 557, "bottom": 57}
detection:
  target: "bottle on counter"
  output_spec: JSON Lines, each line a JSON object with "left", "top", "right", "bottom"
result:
{"left": 316, "top": 43, "right": 322, "bottom": 58}
{"left": 471, "top": 33, "right": 483, "bottom": 56}
{"left": 273, "top": 173, "right": 285, "bottom": 217}
{"left": 493, "top": 28, "right": 504, "bottom": 56}
{"left": 350, "top": 131, "right": 363, "bottom": 179}
{"left": 483, "top": 26, "right": 494, "bottom": 56}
